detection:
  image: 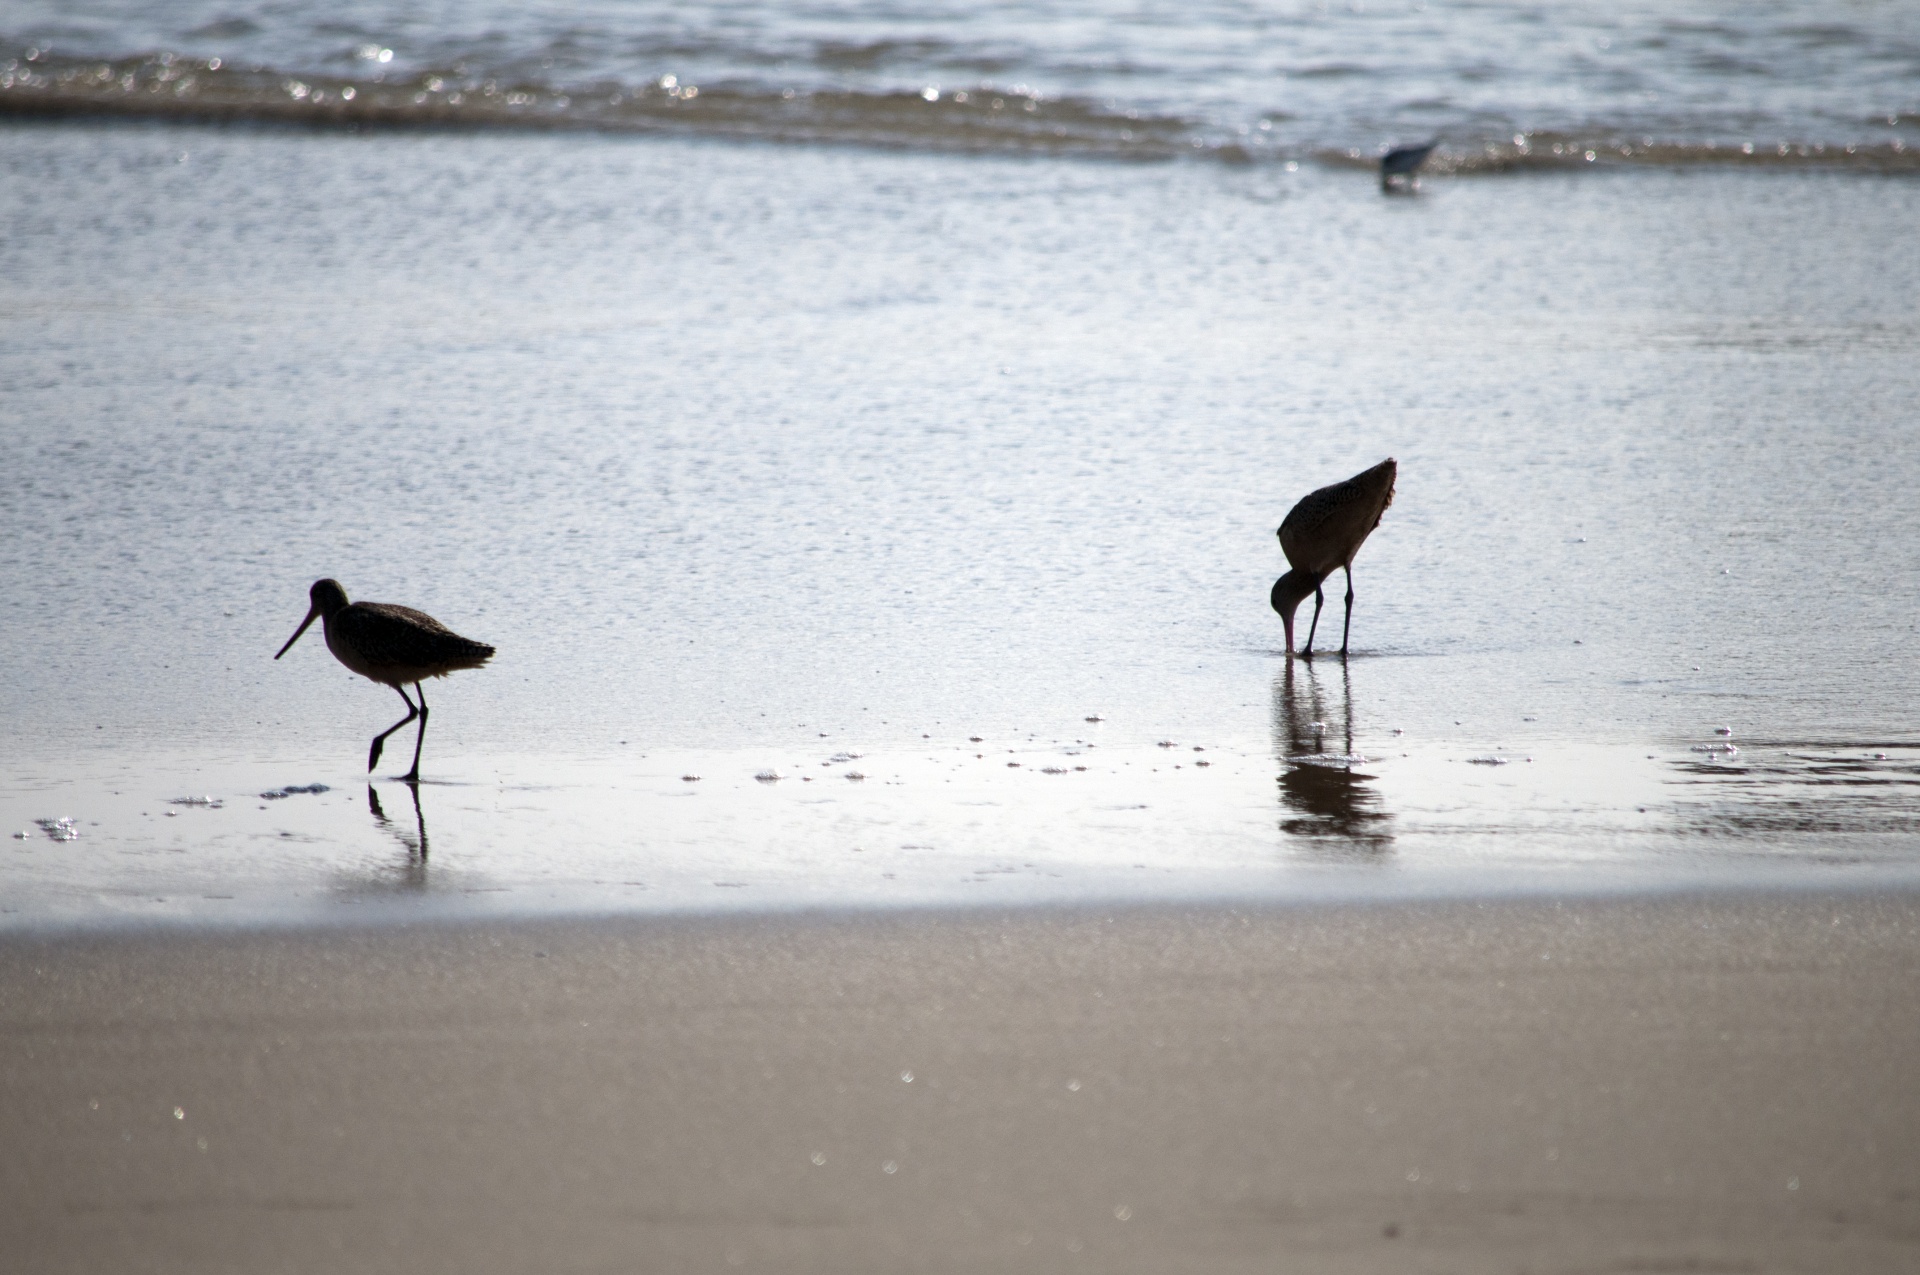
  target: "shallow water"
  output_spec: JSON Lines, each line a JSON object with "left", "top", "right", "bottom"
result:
{"left": 2, "top": 122, "right": 1918, "bottom": 927}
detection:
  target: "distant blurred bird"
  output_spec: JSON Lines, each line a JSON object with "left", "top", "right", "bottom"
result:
{"left": 1380, "top": 140, "right": 1438, "bottom": 191}
{"left": 274, "top": 578, "right": 494, "bottom": 781}
{"left": 1271, "top": 459, "right": 1397, "bottom": 659}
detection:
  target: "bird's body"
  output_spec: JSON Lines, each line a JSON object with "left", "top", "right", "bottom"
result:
{"left": 1380, "top": 140, "right": 1438, "bottom": 190}
{"left": 1271, "top": 458, "right": 1396, "bottom": 658}
{"left": 318, "top": 600, "right": 494, "bottom": 687}
{"left": 275, "top": 579, "right": 493, "bottom": 781}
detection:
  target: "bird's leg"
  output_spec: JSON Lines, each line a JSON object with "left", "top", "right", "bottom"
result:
{"left": 369, "top": 685, "right": 419, "bottom": 773}
{"left": 1340, "top": 565, "right": 1356, "bottom": 658}
{"left": 1302, "top": 586, "right": 1326, "bottom": 659}
{"left": 403, "top": 681, "right": 429, "bottom": 784}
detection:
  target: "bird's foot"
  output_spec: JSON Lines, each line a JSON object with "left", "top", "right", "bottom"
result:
{"left": 401, "top": 769, "right": 420, "bottom": 785}
{"left": 1299, "top": 648, "right": 1316, "bottom": 662}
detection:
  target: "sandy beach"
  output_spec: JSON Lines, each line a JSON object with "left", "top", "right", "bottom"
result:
{"left": 5, "top": 889, "right": 1916, "bottom": 1272}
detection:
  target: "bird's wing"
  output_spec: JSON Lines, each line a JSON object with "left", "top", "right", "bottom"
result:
{"left": 336, "top": 603, "right": 493, "bottom": 671}
{"left": 1358, "top": 458, "right": 1396, "bottom": 527}
{"left": 1279, "top": 461, "right": 1396, "bottom": 572}
{"left": 1278, "top": 486, "right": 1347, "bottom": 569}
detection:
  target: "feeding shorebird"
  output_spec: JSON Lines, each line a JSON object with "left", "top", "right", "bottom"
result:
{"left": 1271, "top": 458, "right": 1396, "bottom": 659}
{"left": 1380, "top": 139, "right": 1438, "bottom": 191}
{"left": 274, "top": 579, "right": 494, "bottom": 782}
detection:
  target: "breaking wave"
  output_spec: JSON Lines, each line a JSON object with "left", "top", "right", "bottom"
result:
{"left": 4, "top": 44, "right": 1916, "bottom": 174}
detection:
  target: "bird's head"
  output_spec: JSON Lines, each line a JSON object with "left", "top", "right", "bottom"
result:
{"left": 1270, "top": 569, "right": 1320, "bottom": 655}
{"left": 308, "top": 578, "right": 349, "bottom": 616}
{"left": 275, "top": 578, "right": 351, "bottom": 660}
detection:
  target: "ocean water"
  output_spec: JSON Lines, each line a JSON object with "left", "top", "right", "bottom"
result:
{"left": 4, "top": 0, "right": 1918, "bottom": 167}
{"left": 2, "top": 3, "right": 1918, "bottom": 928}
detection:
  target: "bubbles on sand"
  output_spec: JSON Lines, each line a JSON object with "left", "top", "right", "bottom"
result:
{"left": 1294, "top": 752, "right": 1369, "bottom": 767}
{"left": 1466, "top": 755, "right": 1511, "bottom": 766}
{"left": 33, "top": 817, "right": 80, "bottom": 841}
{"left": 259, "top": 784, "right": 329, "bottom": 800}
{"left": 169, "top": 795, "right": 225, "bottom": 808}
{"left": 754, "top": 769, "right": 784, "bottom": 782}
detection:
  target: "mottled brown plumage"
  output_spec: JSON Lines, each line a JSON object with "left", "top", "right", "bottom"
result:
{"left": 1271, "top": 458, "right": 1396, "bottom": 658}
{"left": 275, "top": 578, "right": 494, "bottom": 781}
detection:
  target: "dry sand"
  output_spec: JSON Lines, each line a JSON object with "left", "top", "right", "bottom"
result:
{"left": 3, "top": 890, "right": 1917, "bottom": 1273}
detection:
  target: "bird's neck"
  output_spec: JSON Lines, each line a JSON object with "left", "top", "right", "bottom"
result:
{"left": 1282, "top": 566, "right": 1327, "bottom": 592}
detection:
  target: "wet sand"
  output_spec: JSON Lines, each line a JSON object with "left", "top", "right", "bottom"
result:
{"left": 5, "top": 890, "right": 1917, "bottom": 1272}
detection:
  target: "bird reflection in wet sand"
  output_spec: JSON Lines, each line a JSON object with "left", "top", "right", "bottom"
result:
{"left": 1273, "top": 661, "right": 1392, "bottom": 853}
{"left": 368, "top": 783, "right": 430, "bottom": 888}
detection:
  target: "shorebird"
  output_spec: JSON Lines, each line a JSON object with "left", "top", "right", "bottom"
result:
{"left": 1271, "top": 458, "right": 1396, "bottom": 659}
{"left": 274, "top": 578, "right": 494, "bottom": 782}
{"left": 1380, "top": 140, "right": 1438, "bottom": 191}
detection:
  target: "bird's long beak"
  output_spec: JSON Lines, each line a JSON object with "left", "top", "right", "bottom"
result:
{"left": 275, "top": 605, "right": 320, "bottom": 660}
{"left": 1282, "top": 612, "right": 1295, "bottom": 658}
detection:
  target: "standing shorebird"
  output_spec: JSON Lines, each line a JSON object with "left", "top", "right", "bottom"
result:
{"left": 1380, "top": 140, "right": 1438, "bottom": 191}
{"left": 1271, "top": 458, "right": 1396, "bottom": 659}
{"left": 274, "top": 579, "right": 494, "bottom": 782}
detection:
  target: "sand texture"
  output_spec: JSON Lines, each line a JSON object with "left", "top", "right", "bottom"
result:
{"left": 4, "top": 892, "right": 1918, "bottom": 1272}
